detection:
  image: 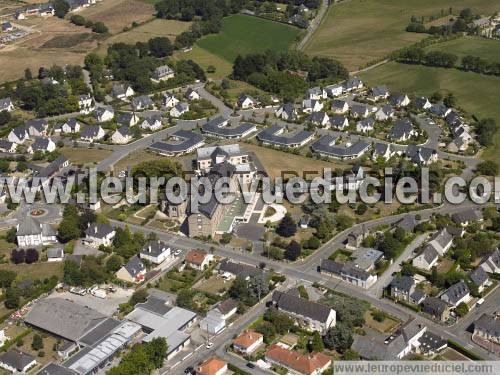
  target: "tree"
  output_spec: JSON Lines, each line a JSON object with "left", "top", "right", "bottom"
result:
{"left": 355, "top": 203, "right": 367, "bottom": 215}
{"left": 5, "top": 287, "right": 20, "bottom": 309}
{"left": 32, "top": 334, "right": 43, "bottom": 350}
{"left": 455, "top": 302, "right": 469, "bottom": 317}
{"left": 24, "top": 68, "right": 33, "bottom": 80}
{"left": 0, "top": 110, "right": 11, "bottom": 126}
{"left": 476, "top": 160, "right": 498, "bottom": 176}
{"left": 308, "top": 331, "right": 324, "bottom": 352}
{"left": 343, "top": 349, "right": 360, "bottom": 360}
{"left": 92, "top": 22, "right": 108, "bottom": 34}
{"left": 144, "top": 337, "right": 168, "bottom": 369}
{"left": 443, "top": 93, "right": 456, "bottom": 108}
{"left": 476, "top": 118, "right": 497, "bottom": 147}
{"left": 0, "top": 270, "right": 16, "bottom": 288}
{"left": 25, "top": 248, "right": 39, "bottom": 264}
{"left": 372, "top": 310, "right": 386, "bottom": 322}
{"left": 323, "top": 324, "right": 353, "bottom": 353}
{"left": 53, "top": 0, "right": 70, "bottom": 18}
{"left": 105, "top": 254, "right": 123, "bottom": 273}
{"left": 276, "top": 213, "right": 297, "bottom": 237}
{"left": 305, "top": 236, "right": 321, "bottom": 250}
{"left": 401, "top": 263, "right": 416, "bottom": 276}
{"left": 284, "top": 240, "right": 301, "bottom": 261}
{"left": 148, "top": 37, "right": 173, "bottom": 58}
{"left": 5, "top": 227, "right": 17, "bottom": 243}
{"left": 11, "top": 249, "right": 26, "bottom": 264}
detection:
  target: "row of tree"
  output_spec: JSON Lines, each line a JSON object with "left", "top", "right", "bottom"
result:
{"left": 70, "top": 14, "right": 109, "bottom": 34}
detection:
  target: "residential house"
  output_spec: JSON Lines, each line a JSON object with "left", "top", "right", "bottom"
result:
{"left": 1, "top": 22, "right": 13, "bottom": 32}
{"left": 368, "top": 85, "right": 390, "bottom": 101}
{"left": 390, "top": 276, "right": 426, "bottom": 304}
{"left": 152, "top": 65, "right": 174, "bottom": 82}
{"left": 428, "top": 228, "right": 453, "bottom": 255}
{"left": 320, "top": 259, "right": 378, "bottom": 289}
{"left": 429, "top": 103, "right": 451, "bottom": 118}
{"left": 140, "top": 115, "right": 162, "bottom": 131}
{"left": 309, "top": 111, "right": 330, "bottom": 127}
{"left": 324, "top": 84, "right": 343, "bottom": 97}
{"left": 276, "top": 103, "right": 298, "bottom": 121}
{"left": 237, "top": 94, "right": 257, "bottom": 109}
{"left": 331, "top": 99, "right": 349, "bottom": 114}
{"left": 117, "top": 112, "right": 139, "bottom": 127}
{"left": 0, "top": 98, "right": 14, "bottom": 112}
{"left": 405, "top": 145, "right": 438, "bottom": 165}
{"left": 80, "top": 125, "right": 105, "bottom": 142}
{"left": 16, "top": 216, "right": 57, "bottom": 247}
{"left": 233, "top": 330, "right": 263, "bottom": 355}
{"left": 197, "top": 358, "right": 227, "bottom": 375}
{"left": 116, "top": 256, "right": 146, "bottom": 284}
{"left": 480, "top": 249, "right": 500, "bottom": 274}
{"left": 451, "top": 209, "right": 483, "bottom": 227}
{"left": 149, "top": 130, "right": 204, "bottom": 156}
{"left": 343, "top": 76, "right": 363, "bottom": 91}
{"left": 26, "top": 119, "right": 48, "bottom": 137}
{"left": 28, "top": 138, "right": 56, "bottom": 154}
{"left": 393, "top": 214, "right": 418, "bottom": 232}
{"left": 185, "top": 88, "right": 200, "bottom": 101}
{"left": 440, "top": 281, "right": 470, "bottom": 308}
{"left": 170, "top": 102, "right": 189, "bottom": 118}
{"left": 201, "top": 116, "right": 256, "bottom": 139}
{"left": 57, "top": 118, "right": 81, "bottom": 134}
{"left": 112, "top": 83, "right": 134, "bottom": 99}
{"left": 330, "top": 115, "right": 349, "bottom": 130}
{"left": 374, "top": 104, "right": 394, "bottom": 121}
{"left": 421, "top": 297, "right": 450, "bottom": 322}
{"left": 162, "top": 93, "right": 179, "bottom": 108}
{"left": 111, "top": 126, "right": 133, "bottom": 144}
{"left": 351, "top": 247, "right": 383, "bottom": 272}
{"left": 257, "top": 125, "right": 314, "bottom": 148}
{"left": 8, "top": 126, "right": 29, "bottom": 144}
{"left": 47, "top": 247, "right": 64, "bottom": 262}
{"left": 389, "top": 93, "right": 410, "bottom": 107}
{"left": 390, "top": 118, "right": 415, "bottom": 141}
{"left": 345, "top": 228, "right": 367, "bottom": 250}
{"left": 0, "top": 140, "right": 17, "bottom": 153}
{"left": 372, "top": 143, "right": 395, "bottom": 161}
{"left": 265, "top": 344, "right": 331, "bottom": 375}
{"left": 0, "top": 350, "right": 36, "bottom": 374}
{"left": 78, "top": 94, "right": 94, "bottom": 114}
{"left": 200, "top": 299, "right": 238, "bottom": 334}
{"left": 140, "top": 240, "right": 171, "bottom": 264}
{"left": 470, "top": 267, "right": 489, "bottom": 293}
{"left": 356, "top": 117, "right": 375, "bottom": 133}
{"left": 94, "top": 106, "right": 114, "bottom": 122}
{"left": 271, "top": 290, "right": 336, "bottom": 333}
{"left": 84, "top": 223, "right": 115, "bottom": 247}
{"left": 185, "top": 249, "right": 213, "bottom": 270}
{"left": 350, "top": 104, "right": 370, "bottom": 119}
{"left": 302, "top": 99, "right": 323, "bottom": 114}
{"left": 414, "top": 96, "right": 432, "bottom": 110}
{"left": 307, "top": 87, "right": 326, "bottom": 100}
{"left": 218, "top": 260, "right": 262, "bottom": 280}
{"left": 473, "top": 314, "right": 500, "bottom": 344}
{"left": 412, "top": 244, "right": 439, "bottom": 270}
{"left": 131, "top": 95, "right": 154, "bottom": 111}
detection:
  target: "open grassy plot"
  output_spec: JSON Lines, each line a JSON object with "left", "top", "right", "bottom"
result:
{"left": 197, "top": 15, "right": 300, "bottom": 63}
{"left": 174, "top": 45, "right": 233, "bottom": 79}
{"left": 60, "top": 147, "right": 112, "bottom": 165}
{"left": 78, "top": 0, "right": 155, "bottom": 34}
{"left": 425, "top": 36, "right": 500, "bottom": 65}
{"left": 0, "top": 262, "right": 63, "bottom": 281}
{"left": 305, "top": 0, "right": 500, "bottom": 71}
{"left": 360, "top": 62, "right": 500, "bottom": 163}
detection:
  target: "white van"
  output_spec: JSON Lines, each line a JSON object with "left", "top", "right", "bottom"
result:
{"left": 476, "top": 298, "right": 485, "bottom": 306}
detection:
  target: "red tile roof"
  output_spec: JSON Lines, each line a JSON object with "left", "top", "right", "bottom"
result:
{"left": 233, "top": 330, "right": 263, "bottom": 349}
{"left": 265, "top": 344, "right": 331, "bottom": 375}
{"left": 185, "top": 249, "right": 207, "bottom": 266}
{"left": 197, "top": 357, "right": 227, "bottom": 375}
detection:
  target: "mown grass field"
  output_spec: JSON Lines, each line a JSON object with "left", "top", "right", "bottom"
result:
{"left": 360, "top": 62, "right": 500, "bottom": 163}
{"left": 174, "top": 45, "right": 234, "bottom": 79}
{"left": 196, "top": 15, "right": 301, "bottom": 63}
{"left": 424, "top": 36, "right": 500, "bottom": 65}
{"left": 305, "top": 0, "right": 500, "bottom": 71}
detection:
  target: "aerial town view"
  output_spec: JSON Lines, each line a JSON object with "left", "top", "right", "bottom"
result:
{"left": 0, "top": 0, "right": 499, "bottom": 374}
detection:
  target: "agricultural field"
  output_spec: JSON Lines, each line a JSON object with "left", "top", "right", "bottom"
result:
{"left": 78, "top": 0, "right": 156, "bottom": 34}
{"left": 60, "top": 147, "right": 113, "bottom": 166}
{"left": 196, "top": 14, "right": 301, "bottom": 63}
{"left": 0, "top": 16, "right": 97, "bottom": 83}
{"left": 305, "top": 0, "right": 500, "bottom": 71}
{"left": 360, "top": 62, "right": 500, "bottom": 163}
{"left": 98, "top": 18, "right": 192, "bottom": 53}
{"left": 424, "top": 36, "right": 500, "bottom": 65}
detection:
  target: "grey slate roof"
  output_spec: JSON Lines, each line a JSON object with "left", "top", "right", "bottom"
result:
{"left": 470, "top": 267, "right": 489, "bottom": 287}
{"left": 149, "top": 130, "right": 203, "bottom": 154}
{"left": 31, "top": 137, "right": 52, "bottom": 151}
{"left": 0, "top": 350, "right": 35, "bottom": 372}
{"left": 451, "top": 209, "right": 482, "bottom": 224}
{"left": 85, "top": 223, "right": 114, "bottom": 239}
{"left": 115, "top": 126, "right": 133, "bottom": 137}
{"left": 309, "top": 111, "right": 328, "bottom": 124}
{"left": 0, "top": 139, "right": 15, "bottom": 151}
{"left": 117, "top": 112, "right": 137, "bottom": 126}
{"left": 414, "top": 96, "right": 430, "bottom": 109}
{"left": 272, "top": 290, "right": 333, "bottom": 324}
{"left": 430, "top": 228, "right": 453, "bottom": 249}
{"left": 390, "top": 118, "right": 413, "bottom": 139}
{"left": 278, "top": 103, "right": 297, "bottom": 119}
{"left": 26, "top": 118, "right": 48, "bottom": 132}
{"left": 123, "top": 256, "right": 145, "bottom": 278}
{"left": 311, "top": 135, "right": 369, "bottom": 158}
{"left": 330, "top": 115, "right": 348, "bottom": 128}
{"left": 257, "top": 125, "right": 313, "bottom": 146}
{"left": 17, "top": 216, "right": 55, "bottom": 237}
{"left": 216, "top": 299, "right": 238, "bottom": 315}
{"left": 47, "top": 247, "right": 63, "bottom": 259}
{"left": 441, "top": 281, "right": 470, "bottom": 305}
{"left": 81, "top": 125, "right": 103, "bottom": 138}
{"left": 0, "top": 97, "right": 12, "bottom": 110}
{"left": 153, "top": 65, "right": 174, "bottom": 79}
{"left": 421, "top": 297, "right": 448, "bottom": 317}
{"left": 219, "top": 260, "right": 262, "bottom": 278}
{"left": 394, "top": 214, "right": 417, "bottom": 232}
{"left": 406, "top": 144, "right": 436, "bottom": 164}
{"left": 37, "top": 362, "right": 76, "bottom": 375}
{"left": 390, "top": 275, "right": 415, "bottom": 293}
{"left": 370, "top": 85, "right": 389, "bottom": 97}
{"left": 202, "top": 116, "right": 255, "bottom": 137}
{"left": 429, "top": 103, "right": 449, "bottom": 117}
{"left": 132, "top": 95, "right": 154, "bottom": 108}
{"left": 140, "top": 240, "right": 169, "bottom": 258}
{"left": 320, "top": 259, "right": 344, "bottom": 275}
{"left": 474, "top": 314, "right": 500, "bottom": 338}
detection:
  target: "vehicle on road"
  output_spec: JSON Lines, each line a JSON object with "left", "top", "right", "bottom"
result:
{"left": 246, "top": 362, "right": 255, "bottom": 369}
{"left": 476, "top": 298, "right": 485, "bottom": 306}
{"left": 174, "top": 249, "right": 182, "bottom": 256}
{"left": 205, "top": 342, "right": 214, "bottom": 349}
{"left": 184, "top": 366, "right": 194, "bottom": 374}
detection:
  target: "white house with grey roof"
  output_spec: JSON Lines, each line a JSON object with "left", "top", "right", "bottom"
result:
{"left": 78, "top": 94, "right": 94, "bottom": 114}
{"left": 470, "top": 267, "right": 489, "bottom": 293}
{"left": 311, "top": 135, "right": 370, "bottom": 160}
{"left": 429, "top": 103, "right": 451, "bottom": 118}
{"left": 324, "top": 84, "right": 343, "bottom": 97}
{"left": 372, "top": 143, "right": 396, "bottom": 161}
{"left": 257, "top": 125, "right": 314, "bottom": 148}
{"left": 350, "top": 104, "right": 370, "bottom": 119}
{"left": 111, "top": 126, "right": 133, "bottom": 144}
{"left": 368, "top": 86, "right": 390, "bottom": 101}
{"left": 375, "top": 104, "right": 394, "bottom": 121}
{"left": 16, "top": 216, "right": 57, "bottom": 247}
{"left": 237, "top": 94, "right": 257, "bottom": 109}
{"left": 413, "top": 244, "right": 439, "bottom": 270}
{"left": 152, "top": 65, "right": 175, "bottom": 82}
{"left": 414, "top": 96, "right": 432, "bottom": 110}
{"left": 8, "top": 126, "right": 29, "bottom": 144}
{"left": 170, "top": 102, "right": 189, "bottom": 118}
{"left": 405, "top": 145, "right": 438, "bottom": 165}
{"left": 480, "top": 249, "right": 500, "bottom": 274}
{"left": 0, "top": 140, "right": 17, "bottom": 153}
{"left": 428, "top": 228, "right": 454, "bottom": 256}
{"left": 356, "top": 117, "right": 375, "bottom": 133}
{"left": 0, "top": 349, "right": 36, "bottom": 373}
{"left": 26, "top": 119, "right": 48, "bottom": 137}
{"left": 271, "top": 290, "right": 336, "bottom": 333}
{"left": 201, "top": 116, "right": 256, "bottom": 139}
{"left": 451, "top": 209, "right": 483, "bottom": 227}
{"left": 57, "top": 118, "right": 81, "bottom": 134}
{"left": 149, "top": 130, "right": 204, "bottom": 156}
{"left": 80, "top": 125, "right": 106, "bottom": 142}
{"left": 0, "top": 98, "right": 14, "bottom": 112}
{"left": 302, "top": 99, "right": 323, "bottom": 113}
{"left": 309, "top": 111, "right": 330, "bottom": 127}
{"left": 94, "top": 106, "right": 114, "bottom": 123}
{"left": 162, "top": 92, "right": 180, "bottom": 108}
{"left": 28, "top": 137, "right": 56, "bottom": 154}
{"left": 131, "top": 95, "right": 154, "bottom": 111}
{"left": 185, "top": 88, "right": 200, "bottom": 101}
{"left": 473, "top": 314, "right": 500, "bottom": 344}
{"left": 343, "top": 76, "right": 363, "bottom": 91}
{"left": 389, "top": 93, "right": 410, "bottom": 107}
{"left": 139, "top": 240, "right": 171, "bottom": 264}
{"left": 390, "top": 118, "right": 415, "bottom": 141}
{"left": 440, "top": 281, "right": 470, "bottom": 307}
{"left": 112, "top": 83, "right": 134, "bottom": 99}
{"left": 117, "top": 112, "right": 139, "bottom": 127}
{"left": 320, "top": 259, "right": 377, "bottom": 289}
{"left": 275, "top": 103, "right": 298, "bottom": 121}
{"left": 140, "top": 115, "right": 162, "bottom": 131}
{"left": 330, "top": 115, "right": 349, "bottom": 130}
{"left": 84, "top": 223, "right": 115, "bottom": 247}
{"left": 116, "top": 256, "right": 146, "bottom": 283}
{"left": 47, "top": 247, "right": 64, "bottom": 262}
{"left": 307, "top": 87, "right": 327, "bottom": 100}
{"left": 331, "top": 99, "right": 349, "bottom": 114}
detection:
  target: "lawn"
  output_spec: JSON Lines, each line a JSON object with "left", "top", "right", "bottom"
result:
{"left": 113, "top": 149, "right": 168, "bottom": 172}
{"left": 305, "top": 0, "right": 500, "bottom": 71}
{"left": 194, "top": 275, "right": 232, "bottom": 295}
{"left": 60, "top": 147, "right": 113, "bottom": 165}
{"left": 364, "top": 309, "right": 400, "bottom": 333}
{"left": 424, "top": 36, "right": 500, "bottom": 65}
{"left": 0, "top": 262, "right": 63, "bottom": 281}
{"left": 360, "top": 62, "right": 500, "bottom": 163}
{"left": 174, "top": 45, "right": 233, "bottom": 79}
{"left": 196, "top": 14, "right": 300, "bottom": 63}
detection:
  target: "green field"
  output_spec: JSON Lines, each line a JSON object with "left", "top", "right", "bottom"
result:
{"left": 306, "top": 0, "right": 500, "bottom": 71}
{"left": 196, "top": 14, "right": 301, "bottom": 63}
{"left": 425, "top": 36, "right": 500, "bottom": 65}
{"left": 360, "top": 62, "right": 500, "bottom": 162}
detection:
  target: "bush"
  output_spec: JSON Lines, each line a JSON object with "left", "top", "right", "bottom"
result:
{"left": 92, "top": 22, "right": 109, "bottom": 34}
{"left": 70, "top": 15, "right": 86, "bottom": 26}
